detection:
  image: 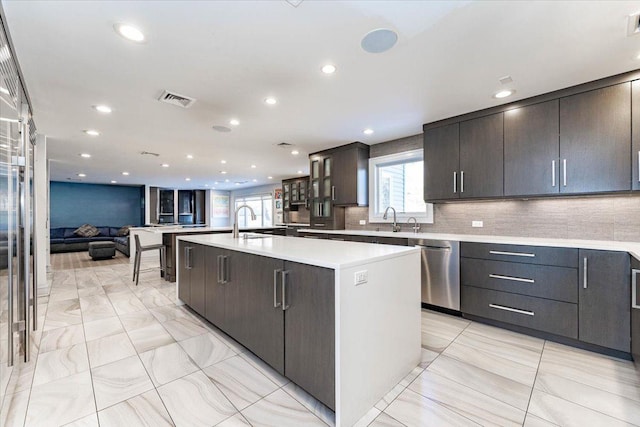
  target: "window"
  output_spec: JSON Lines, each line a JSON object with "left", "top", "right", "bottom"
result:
{"left": 234, "top": 193, "right": 273, "bottom": 228}
{"left": 369, "top": 149, "right": 434, "bottom": 223}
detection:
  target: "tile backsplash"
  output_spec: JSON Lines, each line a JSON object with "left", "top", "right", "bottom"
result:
{"left": 345, "top": 194, "right": 640, "bottom": 242}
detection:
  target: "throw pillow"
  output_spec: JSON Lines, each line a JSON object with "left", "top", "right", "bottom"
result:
{"left": 116, "top": 225, "right": 134, "bottom": 237}
{"left": 74, "top": 224, "right": 100, "bottom": 238}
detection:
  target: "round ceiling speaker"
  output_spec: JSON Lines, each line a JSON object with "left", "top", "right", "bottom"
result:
{"left": 361, "top": 28, "right": 398, "bottom": 54}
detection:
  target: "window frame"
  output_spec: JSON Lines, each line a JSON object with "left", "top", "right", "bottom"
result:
{"left": 368, "top": 149, "right": 434, "bottom": 224}
{"left": 234, "top": 192, "right": 273, "bottom": 228}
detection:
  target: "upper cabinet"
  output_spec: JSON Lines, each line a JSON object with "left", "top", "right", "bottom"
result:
{"left": 504, "top": 100, "right": 559, "bottom": 196}
{"left": 282, "top": 176, "right": 309, "bottom": 212}
{"left": 459, "top": 113, "right": 504, "bottom": 198}
{"left": 423, "top": 74, "right": 637, "bottom": 202}
{"left": 423, "top": 113, "right": 503, "bottom": 201}
{"left": 309, "top": 142, "right": 369, "bottom": 229}
{"left": 559, "top": 83, "right": 631, "bottom": 194}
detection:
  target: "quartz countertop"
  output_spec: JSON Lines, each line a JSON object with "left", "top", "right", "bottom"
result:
{"left": 300, "top": 228, "right": 640, "bottom": 261}
{"left": 132, "top": 226, "right": 285, "bottom": 234}
{"left": 177, "top": 233, "right": 419, "bottom": 269}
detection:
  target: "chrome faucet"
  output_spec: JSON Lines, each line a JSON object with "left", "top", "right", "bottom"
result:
{"left": 407, "top": 217, "right": 420, "bottom": 234}
{"left": 233, "top": 204, "right": 257, "bottom": 238}
{"left": 383, "top": 206, "right": 401, "bottom": 232}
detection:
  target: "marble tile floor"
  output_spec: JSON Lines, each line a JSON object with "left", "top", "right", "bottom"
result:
{"left": 1, "top": 261, "right": 640, "bottom": 426}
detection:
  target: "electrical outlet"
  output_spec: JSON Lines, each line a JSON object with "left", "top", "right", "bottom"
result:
{"left": 355, "top": 270, "right": 368, "bottom": 285}
{"left": 472, "top": 220, "right": 483, "bottom": 228}
{"left": 359, "top": 220, "right": 366, "bottom": 225}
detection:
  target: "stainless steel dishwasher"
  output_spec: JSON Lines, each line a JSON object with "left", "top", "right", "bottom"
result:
{"left": 409, "top": 239, "right": 460, "bottom": 310}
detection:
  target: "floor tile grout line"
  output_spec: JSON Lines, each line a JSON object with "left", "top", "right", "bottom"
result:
{"left": 447, "top": 337, "right": 541, "bottom": 376}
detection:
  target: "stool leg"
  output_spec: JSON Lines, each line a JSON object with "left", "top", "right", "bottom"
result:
{"left": 161, "top": 247, "right": 166, "bottom": 279}
{"left": 132, "top": 249, "right": 139, "bottom": 282}
{"left": 134, "top": 251, "right": 142, "bottom": 286}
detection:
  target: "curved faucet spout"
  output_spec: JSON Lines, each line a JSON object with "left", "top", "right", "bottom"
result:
{"left": 383, "top": 206, "right": 400, "bottom": 232}
{"left": 233, "top": 204, "right": 257, "bottom": 238}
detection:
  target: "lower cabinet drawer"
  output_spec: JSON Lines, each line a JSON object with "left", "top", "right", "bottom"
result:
{"left": 461, "top": 242, "right": 578, "bottom": 268}
{"left": 461, "top": 286, "right": 578, "bottom": 339}
{"left": 461, "top": 258, "right": 578, "bottom": 303}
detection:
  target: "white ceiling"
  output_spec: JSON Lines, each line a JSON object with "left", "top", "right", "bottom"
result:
{"left": 3, "top": 0, "right": 640, "bottom": 190}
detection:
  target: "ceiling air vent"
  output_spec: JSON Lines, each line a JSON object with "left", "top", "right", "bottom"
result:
{"left": 276, "top": 142, "right": 293, "bottom": 147}
{"left": 140, "top": 151, "right": 160, "bottom": 157}
{"left": 157, "top": 90, "right": 196, "bottom": 108}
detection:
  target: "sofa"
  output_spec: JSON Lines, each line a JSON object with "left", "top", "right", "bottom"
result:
{"left": 50, "top": 226, "right": 130, "bottom": 256}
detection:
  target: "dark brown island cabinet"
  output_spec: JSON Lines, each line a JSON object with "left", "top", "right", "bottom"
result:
{"left": 309, "top": 142, "right": 369, "bottom": 229}
{"left": 632, "top": 257, "right": 640, "bottom": 364}
{"left": 424, "top": 71, "right": 640, "bottom": 201}
{"left": 177, "top": 241, "right": 335, "bottom": 409}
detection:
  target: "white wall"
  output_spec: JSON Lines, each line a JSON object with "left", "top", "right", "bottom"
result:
{"left": 34, "top": 134, "right": 48, "bottom": 288}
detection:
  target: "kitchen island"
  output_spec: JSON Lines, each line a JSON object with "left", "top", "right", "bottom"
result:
{"left": 176, "top": 233, "right": 421, "bottom": 427}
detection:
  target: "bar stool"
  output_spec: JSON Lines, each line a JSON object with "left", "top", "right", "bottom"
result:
{"left": 132, "top": 234, "right": 166, "bottom": 286}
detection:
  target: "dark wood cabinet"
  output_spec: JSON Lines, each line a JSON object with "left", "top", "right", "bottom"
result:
{"left": 284, "top": 261, "right": 335, "bottom": 409}
{"left": 504, "top": 100, "right": 560, "bottom": 196}
{"left": 423, "top": 123, "right": 460, "bottom": 201}
{"left": 632, "top": 80, "right": 640, "bottom": 191}
{"left": 177, "top": 242, "right": 206, "bottom": 315}
{"left": 204, "top": 246, "right": 226, "bottom": 329}
{"left": 459, "top": 113, "right": 504, "bottom": 198}
{"left": 282, "top": 176, "right": 309, "bottom": 212}
{"left": 578, "top": 249, "right": 630, "bottom": 352}
{"left": 225, "top": 252, "right": 285, "bottom": 373}
{"left": 631, "top": 258, "right": 640, "bottom": 364}
{"left": 560, "top": 83, "right": 631, "bottom": 194}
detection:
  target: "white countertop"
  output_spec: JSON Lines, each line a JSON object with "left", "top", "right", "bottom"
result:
{"left": 132, "top": 226, "right": 285, "bottom": 234}
{"left": 177, "top": 233, "right": 419, "bottom": 269}
{"left": 300, "top": 229, "right": 640, "bottom": 261}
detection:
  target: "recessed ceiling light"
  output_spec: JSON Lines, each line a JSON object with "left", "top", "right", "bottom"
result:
{"left": 494, "top": 89, "right": 515, "bottom": 99}
{"left": 229, "top": 119, "right": 240, "bottom": 126}
{"left": 221, "top": 160, "right": 227, "bottom": 164}
{"left": 268, "top": 176, "right": 273, "bottom": 179}
{"left": 321, "top": 64, "right": 336, "bottom": 74}
{"left": 77, "top": 173, "right": 86, "bottom": 177}
{"left": 80, "top": 153, "right": 91, "bottom": 158}
{"left": 297, "top": 170, "right": 303, "bottom": 174}
{"left": 111, "top": 180, "right": 117, "bottom": 184}
{"left": 252, "top": 179, "right": 257, "bottom": 182}
{"left": 161, "top": 163, "right": 169, "bottom": 168}
{"left": 363, "top": 128, "right": 374, "bottom": 135}
{"left": 361, "top": 28, "right": 398, "bottom": 54}
{"left": 204, "top": 184, "right": 209, "bottom": 187}
{"left": 211, "top": 187, "right": 216, "bottom": 190}
{"left": 225, "top": 179, "right": 229, "bottom": 183}
{"left": 214, "top": 181, "right": 219, "bottom": 184}
{"left": 264, "top": 97, "right": 277, "bottom": 105}
{"left": 291, "top": 150, "right": 299, "bottom": 155}
{"left": 122, "top": 171, "right": 129, "bottom": 176}
{"left": 235, "top": 183, "right": 240, "bottom": 186}
{"left": 186, "top": 154, "right": 194, "bottom": 159}
{"left": 185, "top": 178, "right": 191, "bottom": 181}
{"left": 251, "top": 164, "right": 257, "bottom": 168}
{"left": 0, "top": 87, "right": 9, "bottom": 95}
{"left": 93, "top": 105, "right": 112, "bottom": 114}
{"left": 84, "top": 129, "right": 100, "bottom": 136}
{"left": 221, "top": 171, "right": 227, "bottom": 174}
{"left": 114, "top": 23, "right": 145, "bottom": 43}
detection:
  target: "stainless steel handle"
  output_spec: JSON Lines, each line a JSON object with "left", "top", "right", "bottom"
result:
{"left": 331, "top": 186, "right": 335, "bottom": 201}
{"left": 632, "top": 269, "right": 640, "bottom": 309}
{"left": 460, "top": 170, "right": 464, "bottom": 193}
{"left": 583, "top": 257, "right": 588, "bottom": 289}
{"left": 562, "top": 159, "right": 567, "bottom": 187}
{"left": 314, "top": 223, "right": 326, "bottom": 227}
{"left": 273, "top": 269, "right": 282, "bottom": 308}
{"left": 453, "top": 171, "right": 457, "bottom": 193}
{"left": 552, "top": 160, "right": 556, "bottom": 187}
{"left": 417, "top": 245, "right": 450, "bottom": 251}
{"left": 489, "top": 274, "right": 535, "bottom": 284}
{"left": 489, "top": 250, "right": 535, "bottom": 258}
{"left": 224, "top": 255, "right": 230, "bottom": 284}
{"left": 638, "top": 151, "right": 640, "bottom": 182}
{"left": 489, "top": 303, "right": 534, "bottom": 316}
{"left": 21, "top": 120, "right": 30, "bottom": 362}
{"left": 217, "top": 255, "right": 222, "bottom": 284}
{"left": 281, "top": 270, "right": 290, "bottom": 310}
{"left": 185, "top": 247, "right": 192, "bottom": 270}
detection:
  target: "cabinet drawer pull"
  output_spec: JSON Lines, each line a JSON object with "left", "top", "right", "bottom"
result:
{"left": 489, "top": 274, "right": 535, "bottom": 284}
{"left": 632, "top": 269, "right": 640, "bottom": 310}
{"left": 489, "top": 303, "right": 534, "bottom": 316}
{"left": 551, "top": 160, "right": 556, "bottom": 187}
{"left": 453, "top": 171, "right": 457, "bottom": 193}
{"left": 281, "top": 270, "right": 290, "bottom": 311}
{"left": 224, "top": 256, "right": 230, "bottom": 284}
{"left": 583, "top": 257, "right": 587, "bottom": 289}
{"left": 563, "top": 159, "right": 567, "bottom": 187}
{"left": 273, "top": 269, "right": 282, "bottom": 308}
{"left": 489, "top": 250, "right": 535, "bottom": 258}
{"left": 331, "top": 185, "right": 335, "bottom": 201}
{"left": 460, "top": 170, "right": 465, "bottom": 193}
{"left": 314, "top": 223, "right": 326, "bottom": 227}
{"left": 217, "top": 255, "right": 222, "bottom": 284}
